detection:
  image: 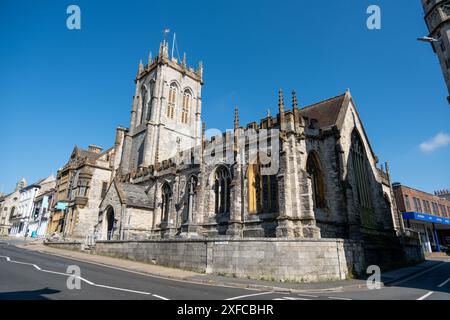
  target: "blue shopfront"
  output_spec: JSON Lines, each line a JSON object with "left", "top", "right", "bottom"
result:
{"left": 402, "top": 212, "right": 450, "bottom": 253}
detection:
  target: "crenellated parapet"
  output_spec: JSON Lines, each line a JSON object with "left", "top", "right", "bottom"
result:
{"left": 135, "top": 40, "right": 203, "bottom": 84}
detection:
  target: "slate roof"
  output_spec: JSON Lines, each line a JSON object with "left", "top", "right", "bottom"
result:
{"left": 77, "top": 148, "right": 100, "bottom": 160}
{"left": 298, "top": 93, "right": 347, "bottom": 129}
{"left": 116, "top": 182, "right": 152, "bottom": 209}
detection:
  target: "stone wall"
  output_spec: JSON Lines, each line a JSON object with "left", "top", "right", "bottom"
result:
{"left": 45, "top": 241, "right": 82, "bottom": 251}
{"left": 45, "top": 235, "right": 424, "bottom": 282}
{"left": 82, "top": 238, "right": 362, "bottom": 282}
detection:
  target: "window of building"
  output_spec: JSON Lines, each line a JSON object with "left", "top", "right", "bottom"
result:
{"left": 146, "top": 80, "right": 154, "bottom": 121}
{"left": 185, "top": 176, "right": 198, "bottom": 223}
{"left": 101, "top": 182, "right": 108, "bottom": 199}
{"left": 432, "top": 202, "right": 439, "bottom": 215}
{"left": 140, "top": 87, "right": 147, "bottom": 125}
{"left": 306, "top": 152, "right": 326, "bottom": 210}
{"left": 161, "top": 183, "right": 172, "bottom": 223}
{"left": 423, "top": 200, "right": 431, "bottom": 213}
{"left": 9, "top": 207, "right": 15, "bottom": 219}
{"left": 214, "top": 166, "right": 231, "bottom": 214}
{"left": 77, "top": 179, "right": 89, "bottom": 197}
{"left": 248, "top": 162, "right": 278, "bottom": 214}
{"left": 181, "top": 90, "right": 191, "bottom": 124}
{"left": 404, "top": 195, "right": 411, "bottom": 211}
{"left": 167, "top": 83, "right": 177, "bottom": 119}
{"left": 137, "top": 141, "right": 144, "bottom": 167}
{"left": 439, "top": 204, "right": 447, "bottom": 216}
{"left": 413, "top": 197, "right": 422, "bottom": 212}
{"left": 351, "top": 130, "right": 373, "bottom": 226}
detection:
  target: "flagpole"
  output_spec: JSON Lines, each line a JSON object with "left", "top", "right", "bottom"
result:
{"left": 171, "top": 32, "right": 176, "bottom": 60}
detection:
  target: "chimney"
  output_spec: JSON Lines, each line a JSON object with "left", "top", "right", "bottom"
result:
{"left": 88, "top": 145, "right": 103, "bottom": 154}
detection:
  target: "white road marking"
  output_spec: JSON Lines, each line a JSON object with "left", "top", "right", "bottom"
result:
{"left": 282, "top": 297, "right": 311, "bottom": 300}
{"left": 226, "top": 291, "right": 274, "bottom": 300}
{"left": 328, "top": 296, "right": 352, "bottom": 300}
{"left": 34, "top": 249, "right": 261, "bottom": 292}
{"left": 298, "top": 293, "right": 319, "bottom": 298}
{"left": 152, "top": 294, "right": 170, "bottom": 300}
{"left": 77, "top": 276, "right": 95, "bottom": 286}
{"left": 438, "top": 278, "right": 450, "bottom": 288}
{"left": 272, "top": 298, "right": 285, "bottom": 300}
{"left": 0, "top": 254, "right": 170, "bottom": 300}
{"left": 94, "top": 284, "right": 151, "bottom": 295}
{"left": 417, "top": 291, "right": 434, "bottom": 300}
{"left": 1, "top": 255, "right": 41, "bottom": 270}
{"left": 41, "top": 269, "right": 71, "bottom": 276}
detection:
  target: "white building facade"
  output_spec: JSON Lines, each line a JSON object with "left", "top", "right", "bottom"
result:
{"left": 28, "top": 176, "right": 56, "bottom": 238}
{"left": 9, "top": 184, "right": 40, "bottom": 237}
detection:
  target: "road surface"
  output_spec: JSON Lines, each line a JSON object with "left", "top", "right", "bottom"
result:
{"left": 0, "top": 241, "right": 449, "bottom": 300}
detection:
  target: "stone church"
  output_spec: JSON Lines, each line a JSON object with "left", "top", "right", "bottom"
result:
{"left": 97, "top": 38, "right": 404, "bottom": 263}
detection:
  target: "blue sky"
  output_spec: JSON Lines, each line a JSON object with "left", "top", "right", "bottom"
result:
{"left": 0, "top": 0, "right": 449, "bottom": 194}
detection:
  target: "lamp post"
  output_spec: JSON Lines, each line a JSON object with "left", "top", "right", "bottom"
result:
{"left": 417, "top": 36, "right": 438, "bottom": 43}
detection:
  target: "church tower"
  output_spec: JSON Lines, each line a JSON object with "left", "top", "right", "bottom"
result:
{"left": 422, "top": 0, "right": 450, "bottom": 103}
{"left": 120, "top": 38, "right": 204, "bottom": 173}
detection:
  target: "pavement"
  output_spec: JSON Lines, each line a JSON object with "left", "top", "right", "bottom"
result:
{"left": 1, "top": 237, "right": 450, "bottom": 300}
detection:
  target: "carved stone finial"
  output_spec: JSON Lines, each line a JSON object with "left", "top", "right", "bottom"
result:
{"left": 278, "top": 89, "right": 285, "bottom": 128}
{"left": 292, "top": 90, "right": 298, "bottom": 110}
{"left": 138, "top": 60, "right": 144, "bottom": 74}
{"left": 182, "top": 52, "right": 187, "bottom": 68}
{"left": 278, "top": 88, "right": 285, "bottom": 112}
{"left": 197, "top": 61, "right": 203, "bottom": 79}
{"left": 148, "top": 51, "right": 153, "bottom": 65}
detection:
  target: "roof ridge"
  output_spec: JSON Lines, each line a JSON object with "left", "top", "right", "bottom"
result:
{"left": 299, "top": 92, "right": 346, "bottom": 112}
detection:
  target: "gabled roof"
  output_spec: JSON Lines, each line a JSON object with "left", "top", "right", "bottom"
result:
{"left": 71, "top": 146, "right": 99, "bottom": 161}
{"left": 299, "top": 93, "right": 346, "bottom": 129}
{"left": 297, "top": 90, "right": 377, "bottom": 159}
{"left": 115, "top": 181, "right": 153, "bottom": 209}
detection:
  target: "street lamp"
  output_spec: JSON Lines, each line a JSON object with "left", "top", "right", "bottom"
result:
{"left": 417, "top": 36, "right": 438, "bottom": 43}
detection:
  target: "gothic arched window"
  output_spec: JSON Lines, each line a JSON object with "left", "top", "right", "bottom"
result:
{"left": 140, "top": 87, "right": 147, "bottom": 125}
{"left": 248, "top": 163, "right": 278, "bottom": 214}
{"left": 146, "top": 81, "right": 155, "bottom": 121}
{"left": 137, "top": 141, "right": 144, "bottom": 167}
{"left": 185, "top": 176, "right": 198, "bottom": 223}
{"left": 167, "top": 83, "right": 177, "bottom": 119}
{"left": 306, "top": 152, "right": 326, "bottom": 209}
{"left": 9, "top": 207, "right": 16, "bottom": 219}
{"left": 214, "top": 166, "right": 231, "bottom": 214}
{"left": 351, "top": 130, "right": 374, "bottom": 226}
{"left": 181, "top": 90, "right": 191, "bottom": 124}
{"left": 161, "top": 183, "right": 172, "bottom": 223}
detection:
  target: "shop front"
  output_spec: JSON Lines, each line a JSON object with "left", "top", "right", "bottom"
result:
{"left": 402, "top": 212, "right": 450, "bottom": 253}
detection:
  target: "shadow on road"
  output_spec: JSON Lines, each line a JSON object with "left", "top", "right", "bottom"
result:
{"left": 0, "top": 287, "right": 60, "bottom": 300}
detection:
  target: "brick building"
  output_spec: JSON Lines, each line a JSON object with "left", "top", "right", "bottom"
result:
{"left": 393, "top": 183, "right": 450, "bottom": 253}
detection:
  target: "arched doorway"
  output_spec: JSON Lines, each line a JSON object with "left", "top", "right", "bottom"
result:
{"left": 106, "top": 207, "right": 115, "bottom": 240}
